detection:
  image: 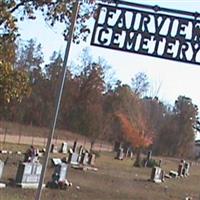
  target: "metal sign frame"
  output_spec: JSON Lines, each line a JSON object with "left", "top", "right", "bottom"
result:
{"left": 91, "top": 1, "right": 200, "bottom": 65}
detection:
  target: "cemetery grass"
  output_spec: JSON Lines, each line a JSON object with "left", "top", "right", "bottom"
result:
{"left": 0, "top": 145, "right": 200, "bottom": 200}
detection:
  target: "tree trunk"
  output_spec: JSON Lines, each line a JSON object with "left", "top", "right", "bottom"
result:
{"left": 134, "top": 148, "right": 142, "bottom": 167}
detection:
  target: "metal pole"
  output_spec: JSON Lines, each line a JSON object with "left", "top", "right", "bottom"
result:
{"left": 35, "top": 1, "right": 80, "bottom": 199}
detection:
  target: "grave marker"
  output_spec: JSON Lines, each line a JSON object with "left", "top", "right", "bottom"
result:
{"left": 52, "top": 163, "right": 68, "bottom": 183}
{"left": 169, "top": 170, "right": 178, "bottom": 178}
{"left": 50, "top": 144, "right": 58, "bottom": 153}
{"left": 72, "top": 140, "right": 77, "bottom": 152}
{"left": 77, "top": 145, "right": 84, "bottom": 162}
{"left": 0, "top": 160, "right": 4, "bottom": 179}
{"left": 150, "top": 166, "right": 164, "bottom": 183}
{"left": 178, "top": 160, "right": 185, "bottom": 177}
{"left": 0, "top": 159, "right": 6, "bottom": 188}
{"left": 15, "top": 162, "right": 43, "bottom": 188}
{"left": 68, "top": 152, "right": 79, "bottom": 165}
{"left": 115, "top": 147, "right": 124, "bottom": 160}
{"left": 88, "top": 154, "right": 96, "bottom": 166}
{"left": 51, "top": 158, "right": 62, "bottom": 166}
{"left": 60, "top": 142, "right": 68, "bottom": 154}
{"left": 81, "top": 152, "right": 89, "bottom": 165}
{"left": 184, "top": 162, "right": 190, "bottom": 176}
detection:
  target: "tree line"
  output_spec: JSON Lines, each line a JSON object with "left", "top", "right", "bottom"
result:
{"left": 0, "top": 38, "right": 199, "bottom": 159}
{"left": 0, "top": 0, "right": 199, "bottom": 159}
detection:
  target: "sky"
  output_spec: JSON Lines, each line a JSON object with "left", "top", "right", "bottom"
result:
{"left": 16, "top": 1, "right": 200, "bottom": 110}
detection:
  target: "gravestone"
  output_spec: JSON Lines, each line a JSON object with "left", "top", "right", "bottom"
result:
{"left": 72, "top": 140, "right": 77, "bottom": 152}
{"left": 150, "top": 166, "right": 164, "bottom": 183}
{"left": 0, "top": 159, "right": 6, "bottom": 188}
{"left": 51, "top": 158, "right": 62, "bottom": 166}
{"left": 51, "top": 144, "right": 58, "bottom": 153}
{"left": 24, "top": 146, "right": 38, "bottom": 163}
{"left": 183, "top": 162, "right": 190, "bottom": 176}
{"left": 0, "top": 160, "right": 4, "bottom": 179}
{"left": 49, "top": 162, "right": 71, "bottom": 189}
{"left": 147, "top": 151, "right": 152, "bottom": 161}
{"left": 178, "top": 160, "right": 185, "bottom": 177}
{"left": 77, "top": 146, "right": 84, "bottom": 162}
{"left": 123, "top": 146, "right": 128, "bottom": 158}
{"left": 169, "top": 170, "right": 178, "bottom": 178}
{"left": 68, "top": 152, "right": 79, "bottom": 165}
{"left": 88, "top": 153, "right": 96, "bottom": 166}
{"left": 158, "top": 159, "right": 162, "bottom": 167}
{"left": 144, "top": 150, "right": 152, "bottom": 167}
{"left": 127, "top": 147, "right": 133, "bottom": 159}
{"left": 52, "top": 163, "right": 68, "bottom": 183}
{"left": 115, "top": 147, "right": 124, "bottom": 160}
{"left": 81, "top": 152, "right": 89, "bottom": 165}
{"left": 60, "top": 142, "right": 68, "bottom": 154}
{"left": 15, "top": 162, "right": 43, "bottom": 188}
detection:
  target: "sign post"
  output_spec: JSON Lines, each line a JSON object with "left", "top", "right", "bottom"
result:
{"left": 35, "top": 0, "right": 80, "bottom": 199}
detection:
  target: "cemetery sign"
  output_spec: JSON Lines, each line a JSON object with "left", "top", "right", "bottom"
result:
{"left": 91, "top": 2, "right": 200, "bottom": 65}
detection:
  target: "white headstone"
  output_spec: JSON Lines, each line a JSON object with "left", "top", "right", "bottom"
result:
{"left": 52, "top": 163, "right": 68, "bottom": 183}
{"left": 60, "top": 142, "right": 68, "bottom": 154}
{"left": 150, "top": 167, "right": 164, "bottom": 183}
{"left": 82, "top": 152, "right": 89, "bottom": 165}
{"left": 15, "top": 162, "right": 43, "bottom": 188}
{"left": 70, "top": 153, "right": 79, "bottom": 165}
{"left": 169, "top": 170, "right": 178, "bottom": 178}
{"left": 0, "top": 160, "right": 4, "bottom": 179}
{"left": 52, "top": 158, "right": 62, "bottom": 166}
{"left": 116, "top": 147, "right": 124, "bottom": 160}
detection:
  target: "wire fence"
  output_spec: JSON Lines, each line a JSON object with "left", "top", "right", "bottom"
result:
{"left": 0, "top": 126, "right": 113, "bottom": 152}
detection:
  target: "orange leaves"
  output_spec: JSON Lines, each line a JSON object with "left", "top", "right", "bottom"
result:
{"left": 116, "top": 112, "right": 152, "bottom": 148}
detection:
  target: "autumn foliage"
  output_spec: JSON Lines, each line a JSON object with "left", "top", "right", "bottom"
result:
{"left": 116, "top": 112, "right": 152, "bottom": 149}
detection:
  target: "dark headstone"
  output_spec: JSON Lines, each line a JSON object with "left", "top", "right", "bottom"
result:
{"left": 51, "top": 144, "right": 58, "bottom": 153}
{"left": 144, "top": 151, "right": 152, "bottom": 167}
{"left": 178, "top": 160, "right": 185, "bottom": 177}
{"left": 158, "top": 159, "right": 162, "bottom": 167}
{"left": 72, "top": 141, "right": 77, "bottom": 152}
{"left": 147, "top": 151, "right": 152, "bottom": 161}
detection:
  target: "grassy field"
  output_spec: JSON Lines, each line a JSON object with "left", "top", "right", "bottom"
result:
{"left": 0, "top": 143, "right": 200, "bottom": 200}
